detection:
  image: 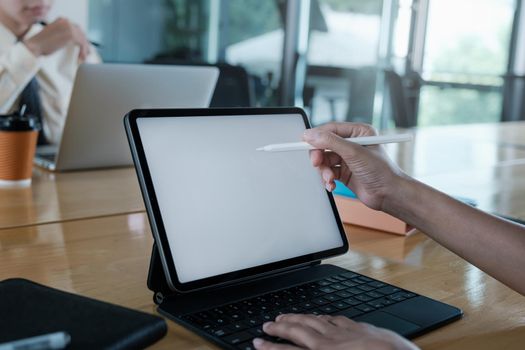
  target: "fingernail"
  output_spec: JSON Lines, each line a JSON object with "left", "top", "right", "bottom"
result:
{"left": 325, "top": 182, "right": 332, "bottom": 191}
{"left": 275, "top": 314, "right": 284, "bottom": 321}
{"left": 253, "top": 338, "right": 264, "bottom": 347}
{"left": 303, "top": 129, "right": 318, "bottom": 141}
{"left": 263, "top": 321, "right": 273, "bottom": 330}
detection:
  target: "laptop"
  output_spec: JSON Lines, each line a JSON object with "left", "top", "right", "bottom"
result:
{"left": 35, "top": 64, "right": 219, "bottom": 171}
{"left": 124, "top": 107, "right": 462, "bottom": 350}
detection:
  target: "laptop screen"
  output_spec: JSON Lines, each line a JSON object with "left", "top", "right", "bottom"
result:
{"left": 136, "top": 113, "right": 345, "bottom": 284}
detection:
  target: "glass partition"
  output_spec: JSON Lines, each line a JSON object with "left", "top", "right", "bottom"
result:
{"left": 88, "top": 0, "right": 284, "bottom": 107}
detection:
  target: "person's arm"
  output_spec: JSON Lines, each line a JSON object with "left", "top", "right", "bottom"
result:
{"left": 0, "top": 18, "right": 92, "bottom": 113}
{"left": 24, "top": 18, "right": 92, "bottom": 61}
{"left": 0, "top": 42, "right": 41, "bottom": 112}
{"left": 302, "top": 122, "right": 525, "bottom": 296}
{"left": 386, "top": 176, "right": 525, "bottom": 295}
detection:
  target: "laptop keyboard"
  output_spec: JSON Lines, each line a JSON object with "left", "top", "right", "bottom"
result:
{"left": 181, "top": 271, "right": 418, "bottom": 350}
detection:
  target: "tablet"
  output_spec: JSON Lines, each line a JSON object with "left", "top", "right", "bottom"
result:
{"left": 125, "top": 108, "right": 348, "bottom": 292}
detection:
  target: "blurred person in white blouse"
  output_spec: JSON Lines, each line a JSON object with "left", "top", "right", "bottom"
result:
{"left": 0, "top": 0, "right": 100, "bottom": 145}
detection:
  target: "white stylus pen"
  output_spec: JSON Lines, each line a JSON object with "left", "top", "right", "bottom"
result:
{"left": 256, "top": 133, "right": 413, "bottom": 152}
{"left": 0, "top": 332, "right": 71, "bottom": 350}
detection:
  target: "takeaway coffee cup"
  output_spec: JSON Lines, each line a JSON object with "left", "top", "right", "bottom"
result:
{"left": 0, "top": 111, "right": 40, "bottom": 188}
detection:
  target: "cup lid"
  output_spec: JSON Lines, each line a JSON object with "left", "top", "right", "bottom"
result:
{"left": 0, "top": 114, "right": 41, "bottom": 132}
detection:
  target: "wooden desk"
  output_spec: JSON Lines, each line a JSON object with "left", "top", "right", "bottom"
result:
{"left": 1, "top": 213, "right": 523, "bottom": 349}
{"left": 390, "top": 122, "right": 525, "bottom": 220}
{"left": 0, "top": 167, "right": 144, "bottom": 230}
{"left": 1, "top": 121, "right": 525, "bottom": 349}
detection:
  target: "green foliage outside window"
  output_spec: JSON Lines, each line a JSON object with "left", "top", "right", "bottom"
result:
{"left": 419, "top": 87, "right": 501, "bottom": 126}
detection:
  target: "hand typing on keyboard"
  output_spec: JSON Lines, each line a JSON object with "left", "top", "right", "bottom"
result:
{"left": 253, "top": 313, "right": 419, "bottom": 350}
{"left": 182, "top": 273, "right": 420, "bottom": 350}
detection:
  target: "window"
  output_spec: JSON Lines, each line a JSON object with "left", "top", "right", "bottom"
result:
{"left": 418, "top": 0, "right": 516, "bottom": 125}
{"left": 305, "top": 0, "right": 384, "bottom": 126}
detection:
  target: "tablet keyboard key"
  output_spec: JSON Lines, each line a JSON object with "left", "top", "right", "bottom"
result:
{"left": 377, "top": 286, "right": 401, "bottom": 295}
{"left": 357, "top": 276, "right": 373, "bottom": 283}
{"left": 289, "top": 305, "right": 303, "bottom": 313}
{"left": 367, "top": 281, "right": 386, "bottom": 288}
{"left": 213, "top": 307, "right": 228, "bottom": 316}
{"left": 307, "top": 289, "right": 322, "bottom": 297}
{"left": 350, "top": 278, "right": 365, "bottom": 285}
{"left": 247, "top": 327, "right": 264, "bottom": 336}
{"left": 342, "top": 297, "right": 361, "bottom": 306}
{"left": 367, "top": 300, "right": 385, "bottom": 309}
{"left": 357, "top": 285, "right": 375, "bottom": 292}
{"left": 335, "top": 308, "right": 363, "bottom": 319}
{"left": 335, "top": 291, "right": 353, "bottom": 298}
{"left": 319, "top": 287, "right": 336, "bottom": 293}
{"left": 355, "top": 304, "right": 375, "bottom": 313}
{"left": 332, "top": 275, "right": 347, "bottom": 281}
{"left": 312, "top": 298, "right": 330, "bottom": 306}
{"left": 401, "top": 292, "right": 417, "bottom": 298}
{"left": 347, "top": 288, "right": 363, "bottom": 295}
{"left": 333, "top": 301, "right": 350, "bottom": 310}
{"left": 319, "top": 305, "right": 337, "bottom": 314}
{"left": 374, "top": 297, "right": 395, "bottom": 306}
{"left": 238, "top": 341, "right": 256, "bottom": 350}
{"left": 261, "top": 314, "right": 275, "bottom": 322}
{"left": 231, "top": 322, "right": 250, "bottom": 332}
{"left": 366, "top": 291, "right": 383, "bottom": 299}
{"left": 330, "top": 284, "right": 347, "bottom": 290}
{"left": 339, "top": 272, "right": 359, "bottom": 279}
{"left": 214, "top": 317, "right": 229, "bottom": 326}
{"left": 388, "top": 293, "right": 407, "bottom": 302}
{"left": 213, "top": 328, "right": 228, "bottom": 337}
{"left": 246, "top": 318, "right": 263, "bottom": 327}
{"left": 245, "top": 309, "right": 258, "bottom": 317}
{"left": 341, "top": 281, "right": 359, "bottom": 288}
{"left": 355, "top": 294, "right": 374, "bottom": 302}
{"left": 243, "top": 300, "right": 256, "bottom": 308}
{"left": 298, "top": 301, "right": 315, "bottom": 310}
{"left": 325, "top": 277, "right": 340, "bottom": 283}
{"left": 323, "top": 294, "right": 341, "bottom": 302}
{"left": 229, "top": 313, "right": 243, "bottom": 321}
{"left": 224, "top": 331, "right": 252, "bottom": 345}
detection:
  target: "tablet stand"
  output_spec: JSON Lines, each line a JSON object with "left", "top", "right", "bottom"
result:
{"left": 147, "top": 244, "right": 179, "bottom": 304}
{"left": 147, "top": 243, "right": 323, "bottom": 305}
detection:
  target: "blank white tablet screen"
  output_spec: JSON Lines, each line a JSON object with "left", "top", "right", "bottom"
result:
{"left": 137, "top": 114, "right": 344, "bottom": 283}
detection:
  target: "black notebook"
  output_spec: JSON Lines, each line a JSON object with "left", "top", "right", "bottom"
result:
{"left": 0, "top": 279, "right": 167, "bottom": 349}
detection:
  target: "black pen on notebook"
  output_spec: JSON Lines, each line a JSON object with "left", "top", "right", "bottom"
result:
{"left": 256, "top": 134, "right": 413, "bottom": 152}
{"left": 38, "top": 21, "right": 102, "bottom": 48}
